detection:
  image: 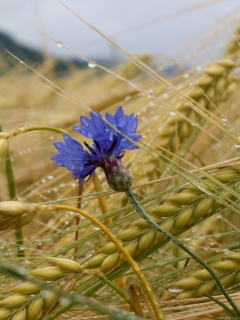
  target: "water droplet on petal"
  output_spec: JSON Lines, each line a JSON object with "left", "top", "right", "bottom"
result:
{"left": 88, "top": 62, "right": 96, "bottom": 68}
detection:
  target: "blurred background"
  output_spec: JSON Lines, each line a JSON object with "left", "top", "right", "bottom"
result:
{"left": 0, "top": 0, "right": 240, "bottom": 66}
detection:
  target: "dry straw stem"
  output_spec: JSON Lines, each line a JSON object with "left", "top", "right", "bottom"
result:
{"left": 85, "top": 163, "right": 240, "bottom": 273}
{"left": 172, "top": 254, "right": 240, "bottom": 299}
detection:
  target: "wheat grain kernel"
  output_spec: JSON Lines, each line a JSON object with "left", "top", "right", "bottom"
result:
{"left": 218, "top": 59, "right": 235, "bottom": 67}
{"left": 28, "top": 267, "right": 65, "bottom": 281}
{"left": 0, "top": 293, "right": 28, "bottom": 308}
{"left": 49, "top": 257, "right": 82, "bottom": 273}
{"left": 100, "top": 252, "right": 120, "bottom": 273}
{"left": 0, "top": 201, "right": 29, "bottom": 216}
{"left": 117, "top": 227, "right": 142, "bottom": 241}
{"left": 11, "top": 308, "right": 26, "bottom": 320}
{"left": 16, "top": 212, "right": 36, "bottom": 228}
{"left": 205, "top": 87, "right": 215, "bottom": 101}
{"left": 233, "top": 270, "right": 240, "bottom": 284}
{"left": 161, "top": 218, "right": 174, "bottom": 232}
{"left": 173, "top": 277, "right": 203, "bottom": 290}
{"left": 168, "top": 191, "right": 199, "bottom": 205}
{"left": 226, "top": 82, "right": 237, "bottom": 96}
{"left": 192, "top": 269, "right": 212, "bottom": 280}
{"left": 178, "top": 121, "right": 190, "bottom": 138}
{"left": 61, "top": 276, "right": 77, "bottom": 293}
{"left": 85, "top": 253, "right": 107, "bottom": 269}
{"left": 193, "top": 197, "right": 213, "bottom": 220}
{"left": 215, "top": 77, "right": 226, "bottom": 93}
{"left": 99, "top": 242, "right": 118, "bottom": 254}
{"left": 205, "top": 64, "right": 226, "bottom": 76}
{"left": 158, "top": 125, "right": 176, "bottom": 137}
{"left": 194, "top": 281, "right": 216, "bottom": 297}
{"left": 177, "top": 290, "right": 195, "bottom": 300}
{"left": 212, "top": 171, "right": 240, "bottom": 183}
{"left": 0, "top": 309, "right": 11, "bottom": 320}
{"left": 225, "top": 254, "right": 240, "bottom": 263}
{"left": 42, "top": 284, "right": 60, "bottom": 314}
{"left": 137, "top": 230, "right": 156, "bottom": 252}
{"left": 220, "top": 273, "right": 235, "bottom": 287}
{"left": 0, "top": 217, "right": 18, "bottom": 231}
{"left": 195, "top": 74, "right": 213, "bottom": 87}
{"left": 174, "top": 207, "right": 194, "bottom": 231}
{"left": 148, "top": 203, "right": 179, "bottom": 217}
{"left": 210, "top": 260, "right": 240, "bottom": 272}
{"left": 185, "top": 87, "right": 203, "bottom": 99}
{"left": 131, "top": 216, "right": 157, "bottom": 229}
{"left": 27, "top": 296, "right": 43, "bottom": 320}
{"left": 11, "top": 282, "right": 41, "bottom": 295}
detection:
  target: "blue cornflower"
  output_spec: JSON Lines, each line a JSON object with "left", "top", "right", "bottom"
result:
{"left": 51, "top": 107, "right": 141, "bottom": 191}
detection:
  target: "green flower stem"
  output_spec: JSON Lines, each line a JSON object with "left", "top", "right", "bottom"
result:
{"left": 3, "top": 126, "right": 67, "bottom": 139}
{"left": 0, "top": 122, "right": 24, "bottom": 258}
{"left": 125, "top": 188, "right": 240, "bottom": 317}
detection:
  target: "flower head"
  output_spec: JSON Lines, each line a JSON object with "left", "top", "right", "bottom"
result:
{"left": 51, "top": 107, "right": 141, "bottom": 189}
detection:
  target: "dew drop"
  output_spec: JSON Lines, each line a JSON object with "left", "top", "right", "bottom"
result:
{"left": 47, "top": 175, "right": 54, "bottom": 180}
{"left": 148, "top": 89, "right": 154, "bottom": 98}
{"left": 235, "top": 144, "right": 240, "bottom": 148}
{"left": 216, "top": 213, "right": 222, "bottom": 219}
{"left": 222, "top": 116, "right": 228, "bottom": 122}
{"left": 149, "top": 101, "right": 155, "bottom": 107}
{"left": 56, "top": 41, "right": 63, "bottom": 48}
{"left": 170, "top": 111, "right": 177, "bottom": 116}
{"left": 93, "top": 226, "right": 100, "bottom": 231}
{"left": 168, "top": 288, "right": 182, "bottom": 293}
{"left": 125, "top": 95, "right": 131, "bottom": 100}
{"left": 20, "top": 60, "right": 23, "bottom": 64}
{"left": 163, "top": 93, "right": 169, "bottom": 99}
{"left": 88, "top": 62, "right": 96, "bottom": 68}
{"left": 183, "top": 73, "right": 189, "bottom": 79}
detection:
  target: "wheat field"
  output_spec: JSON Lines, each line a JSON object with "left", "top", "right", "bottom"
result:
{"left": 0, "top": 2, "right": 240, "bottom": 319}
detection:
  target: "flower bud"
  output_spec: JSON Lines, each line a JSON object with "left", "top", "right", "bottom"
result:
{"left": 102, "top": 156, "right": 133, "bottom": 192}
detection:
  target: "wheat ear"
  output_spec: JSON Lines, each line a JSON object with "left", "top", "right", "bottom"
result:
{"left": 171, "top": 254, "right": 240, "bottom": 299}
{"left": 85, "top": 163, "right": 240, "bottom": 272}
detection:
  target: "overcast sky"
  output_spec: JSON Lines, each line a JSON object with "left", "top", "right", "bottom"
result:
{"left": 0, "top": 0, "right": 240, "bottom": 62}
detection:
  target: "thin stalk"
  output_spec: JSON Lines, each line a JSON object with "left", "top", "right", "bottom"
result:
{"left": 5, "top": 148, "right": 24, "bottom": 257}
{"left": 90, "top": 269, "right": 133, "bottom": 311}
{"left": 91, "top": 174, "right": 111, "bottom": 225}
{"left": 0, "top": 122, "right": 24, "bottom": 258}
{"left": 36, "top": 203, "right": 164, "bottom": 320}
{"left": 75, "top": 182, "right": 84, "bottom": 254}
{"left": 125, "top": 188, "right": 240, "bottom": 317}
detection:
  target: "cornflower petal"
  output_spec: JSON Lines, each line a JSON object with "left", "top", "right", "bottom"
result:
{"left": 51, "top": 107, "right": 141, "bottom": 186}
